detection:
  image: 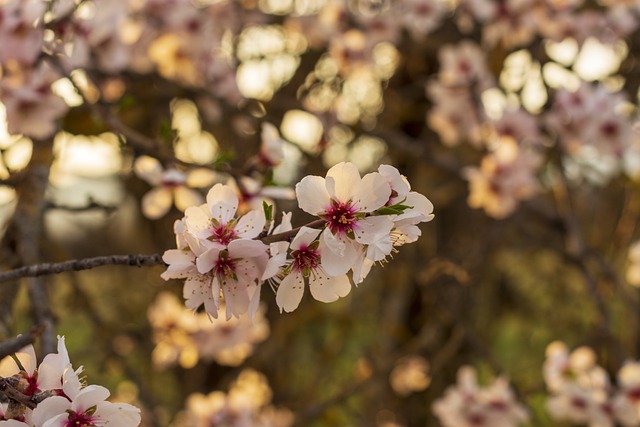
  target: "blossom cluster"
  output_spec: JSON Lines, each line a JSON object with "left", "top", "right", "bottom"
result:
{"left": 432, "top": 365, "right": 529, "bottom": 427}
{"left": 161, "top": 161, "right": 434, "bottom": 319}
{"left": 148, "top": 291, "right": 269, "bottom": 369}
{"left": 544, "top": 342, "right": 640, "bottom": 426}
{"left": 0, "top": 336, "right": 141, "bottom": 426}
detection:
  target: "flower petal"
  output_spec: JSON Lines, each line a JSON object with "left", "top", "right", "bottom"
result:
{"left": 353, "top": 172, "right": 391, "bottom": 213}
{"left": 295, "top": 175, "right": 331, "bottom": 215}
{"left": 94, "top": 402, "right": 141, "bottom": 427}
{"left": 206, "top": 184, "right": 238, "bottom": 222}
{"left": 290, "top": 226, "right": 322, "bottom": 250}
{"left": 133, "top": 155, "right": 163, "bottom": 186}
{"left": 325, "top": 162, "right": 360, "bottom": 203}
{"left": 319, "top": 230, "right": 358, "bottom": 276}
{"left": 309, "top": 270, "right": 351, "bottom": 303}
{"left": 235, "top": 209, "right": 266, "bottom": 239}
{"left": 276, "top": 272, "right": 305, "bottom": 313}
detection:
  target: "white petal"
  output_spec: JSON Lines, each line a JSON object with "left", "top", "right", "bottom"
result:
{"left": 295, "top": 175, "right": 331, "bottom": 215}
{"left": 174, "top": 186, "right": 204, "bottom": 212}
{"left": 353, "top": 253, "right": 374, "bottom": 284}
{"left": 141, "top": 187, "right": 173, "bottom": 219}
{"left": 378, "top": 164, "right": 411, "bottom": 199}
{"left": 290, "top": 227, "right": 322, "bottom": 250}
{"left": 0, "top": 343, "right": 35, "bottom": 376}
{"left": 319, "top": 231, "right": 358, "bottom": 276}
{"left": 325, "top": 162, "right": 360, "bottom": 203}
{"left": 262, "top": 252, "right": 288, "bottom": 280}
{"left": 206, "top": 184, "right": 238, "bottom": 221}
{"left": 353, "top": 216, "right": 394, "bottom": 245}
{"left": 32, "top": 396, "right": 70, "bottom": 426}
{"left": 276, "top": 273, "right": 305, "bottom": 313}
{"left": 73, "top": 385, "right": 110, "bottom": 413}
{"left": 248, "top": 283, "right": 262, "bottom": 321}
{"left": 309, "top": 270, "right": 351, "bottom": 303}
{"left": 184, "top": 205, "right": 213, "bottom": 239}
{"left": 397, "top": 191, "right": 435, "bottom": 222}
{"left": 94, "top": 402, "right": 141, "bottom": 427}
{"left": 235, "top": 209, "right": 266, "bottom": 239}
{"left": 353, "top": 172, "right": 391, "bottom": 212}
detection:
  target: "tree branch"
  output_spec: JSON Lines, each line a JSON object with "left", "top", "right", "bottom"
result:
{"left": 0, "top": 325, "right": 45, "bottom": 361}
{"left": 0, "top": 254, "right": 164, "bottom": 284}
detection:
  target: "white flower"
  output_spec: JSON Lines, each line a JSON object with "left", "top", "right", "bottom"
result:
{"left": 259, "top": 123, "right": 285, "bottom": 167}
{"left": 275, "top": 227, "right": 351, "bottom": 313}
{"left": 295, "top": 162, "right": 393, "bottom": 276}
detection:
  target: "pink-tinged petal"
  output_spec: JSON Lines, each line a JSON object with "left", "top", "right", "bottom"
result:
{"left": 0, "top": 420, "right": 32, "bottom": 426}
{"left": 228, "top": 239, "right": 268, "bottom": 258}
{"left": 378, "top": 164, "right": 411, "bottom": 197}
{"left": 276, "top": 272, "right": 305, "bottom": 313}
{"left": 133, "top": 155, "right": 163, "bottom": 186}
{"left": 184, "top": 205, "right": 213, "bottom": 239}
{"left": 309, "top": 270, "right": 351, "bottom": 303}
{"left": 174, "top": 186, "right": 204, "bottom": 212}
{"left": 196, "top": 246, "right": 223, "bottom": 274}
{"left": 206, "top": 184, "right": 238, "bottom": 222}
{"left": 184, "top": 277, "right": 209, "bottom": 313}
{"left": 353, "top": 216, "right": 394, "bottom": 245}
{"left": 141, "top": 187, "right": 173, "bottom": 219}
{"left": 41, "top": 413, "right": 69, "bottom": 427}
{"left": 72, "top": 385, "right": 110, "bottom": 413}
{"left": 32, "top": 396, "right": 70, "bottom": 426}
{"left": 319, "top": 231, "right": 358, "bottom": 276}
{"left": 353, "top": 172, "right": 391, "bottom": 212}
{"left": 235, "top": 209, "right": 266, "bottom": 239}
{"left": 325, "top": 162, "right": 360, "bottom": 203}
{"left": 295, "top": 175, "right": 331, "bottom": 215}
{"left": 61, "top": 367, "right": 83, "bottom": 400}
{"left": 290, "top": 227, "right": 322, "bottom": 250}
{"left": 94, "top": 402, "right": 141, "bottom": 427}
{"left": 221, "top": 279, "right": 250, "bottom": 320}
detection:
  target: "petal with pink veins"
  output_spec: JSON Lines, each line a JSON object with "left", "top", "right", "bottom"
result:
{"left": 326, "top": 162, "right": 360, "bottom": 203}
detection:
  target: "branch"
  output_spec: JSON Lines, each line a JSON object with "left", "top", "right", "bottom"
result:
{"left": 0, "top": 325, "right": 45, "bottom": 361}
{"left": 0, "top": 254, "right": 164, "bottom": 284}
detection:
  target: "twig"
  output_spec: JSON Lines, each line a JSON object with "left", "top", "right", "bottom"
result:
{"left": 0, "top": 254, "right": 164, "bottom": 284}
{"left": 0, "top": 325, "right": 45, "bottom": 361}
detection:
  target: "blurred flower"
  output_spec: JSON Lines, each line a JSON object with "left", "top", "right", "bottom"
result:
{"left": 134, "top": 155, "right": 205, "bottom": 219}
{"left": 389, "top": 355, "right": 431, "bottom": 396}
{"left": 172, "top": 369, "right": 293, "bottom": 427}
{"left": 432, "top": 366, "right": 529, "bottom": 427}
{"left": 464, "top": 137, "right": 542, "bottom": 218}
{"left": 626, "top": 241, "right": 640, "bottom": 287}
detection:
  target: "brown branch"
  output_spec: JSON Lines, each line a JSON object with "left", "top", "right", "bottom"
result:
{"left": 0, "top": 254, "right": 164, "bottom": 284}
{"left": 0, "top": 325, "right": 45, "bottom": 361}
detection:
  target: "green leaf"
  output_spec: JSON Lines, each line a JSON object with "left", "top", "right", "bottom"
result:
{"left": 263, "top": 201, "right": 273, "bottom": 222}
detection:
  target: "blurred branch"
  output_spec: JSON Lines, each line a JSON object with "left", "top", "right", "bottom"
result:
{"left": 0, "top": 325, "right": 45, "bottom": 361}
{"left": 0, "top": 254, "right": 164, "bottom": 284}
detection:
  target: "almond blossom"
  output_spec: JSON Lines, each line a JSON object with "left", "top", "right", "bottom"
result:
{"left": 295, "top": 161, "right": 393, "bottom": 276}
{"left": 272, "top": 227, "right": 351, "bottom": 313}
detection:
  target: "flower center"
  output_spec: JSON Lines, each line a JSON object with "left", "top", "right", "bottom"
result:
{"left": 291, "top": 244, "right": 320, "bottom": 276}
{"left": 66, "top": 411, "right": 97, "bottom": 427}
{"left": 214, "top": 251, "right": 237, "bottom": 280}
{"left": 210, "top": 222, "right": 237, "bottom": 245}
{"left": 324, "top": 201, "right": 357, "bottom": 235}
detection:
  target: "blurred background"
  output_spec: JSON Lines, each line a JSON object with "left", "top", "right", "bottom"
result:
{"left": 3, "top": 0, "right": 640, "bottom": 425}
